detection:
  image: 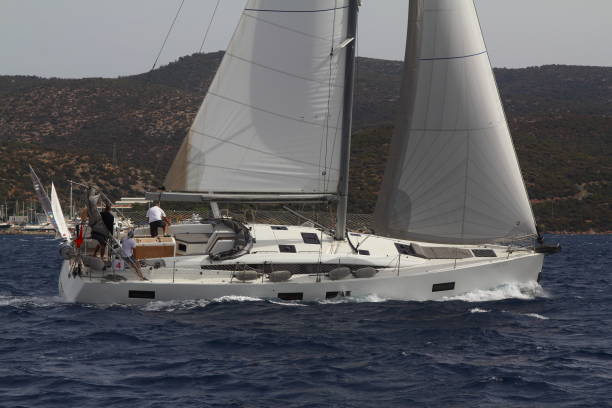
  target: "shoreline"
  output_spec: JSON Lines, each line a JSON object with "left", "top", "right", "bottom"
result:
{"left": 0, "top": 229, "right": 55, "bottom": 235}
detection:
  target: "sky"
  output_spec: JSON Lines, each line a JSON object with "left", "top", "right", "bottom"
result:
{"left": 1, "top": 0, "right": 612, "bottom": 78}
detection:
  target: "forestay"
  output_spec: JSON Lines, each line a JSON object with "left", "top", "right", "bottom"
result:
{"left": 165, "top": 0, "right": 350, "bottom": 194}
{"left": 374, "top": 0, "right": 537, "bottom": 244}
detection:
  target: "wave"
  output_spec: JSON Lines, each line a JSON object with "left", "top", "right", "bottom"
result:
{"left": 0, "top": 294, "right": 65, "bottom": 308}
{"left": 522, "top": 312, "right": 550, "bottom": 320}
{"left": 469, "top": 307, "right": 490, "bottom": 313}
{"left": 141, "top": 295, "right": 263, "bottom": 312}
{"left": 317, "top": 294, "right": 388, "bottom": 305}
{"left": 441, "top": 281, "right": 547, "bottom": 303}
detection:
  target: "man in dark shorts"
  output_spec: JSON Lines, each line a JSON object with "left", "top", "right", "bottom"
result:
{"left": 146, "top": 201, "right": 168, "bottom": 237}
{"left": 93, "top": 204, "right": 114, "bottom": 259}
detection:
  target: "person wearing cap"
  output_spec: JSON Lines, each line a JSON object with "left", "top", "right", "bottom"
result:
{"left": 121, "top": 231, "right": 145, "bottom": 280}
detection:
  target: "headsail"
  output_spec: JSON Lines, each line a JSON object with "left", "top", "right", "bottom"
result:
{"left": 29, "top": 165, "right": 53, "bottom": 222}
{"left": 51, "top": 183, "right": 71, "bottom": 240}
{"left": 165, "top": 0, "right": 350, "bottom": 194}
{"left": 374, "top": 0, "right": 536, "bottom": 244}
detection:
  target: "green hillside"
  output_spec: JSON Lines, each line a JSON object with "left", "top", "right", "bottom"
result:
{"left": 0, "top": 53, "right": 610, "bottom": 232}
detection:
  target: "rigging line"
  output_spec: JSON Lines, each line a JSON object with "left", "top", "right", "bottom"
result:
{"left": 198, "top": 0, "right": 221, "bottom": 53}
{"left": 150, "top": 0, "right": 186, "bottom": 73}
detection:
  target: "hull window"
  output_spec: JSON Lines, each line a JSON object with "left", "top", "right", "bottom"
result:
{"left": 432, "top": 282, "right": 455, "bottom": 292}
{"left": 325, "top": 291, "right": 351, "bottom": 299}
{"left": 128, "top": 290, "right": 156, "bottom": 299}
{"left": 358, "top": 250, "right": 370, "bottom": 255}
{"left": 279, "top": 245, "right": 297, "bottom": 253}
{"left": 271, "top": 226, "right": 288, "bottom": 230}
{"left": 278, "top": 292, "right": 303, "bottom": 301}
{"left": 472, "top": 249, "right": 497, "bottom": 257}
{"left": 301, "top": 232, "right": 321, "bottom": 245}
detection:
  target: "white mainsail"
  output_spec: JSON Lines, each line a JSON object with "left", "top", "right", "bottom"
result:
{"left": 165, "top": 0, "right": 350, "bottom": 194}
{"left": 374, "top": 0, "right": 537, "bottom": 244}
{"left": 50, "top": 183, "right": 71, "bottom": 240}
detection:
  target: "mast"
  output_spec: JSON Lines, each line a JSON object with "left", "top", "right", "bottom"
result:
{"left": 335, "top": 0, "right": 359, "bottom": 240}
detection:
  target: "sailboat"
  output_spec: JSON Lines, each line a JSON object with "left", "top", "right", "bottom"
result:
{"left": 30, "top": 166, "right": 72, "bottom": 239}
{"left": 58, "top": 0, "right": 555, "bottom": 304}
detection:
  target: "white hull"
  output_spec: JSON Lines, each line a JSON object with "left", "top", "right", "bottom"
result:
{"left": 58, "top": 223, "right": 544, "bottom": 305}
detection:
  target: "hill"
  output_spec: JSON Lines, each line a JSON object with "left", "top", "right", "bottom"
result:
{"left": 0, "top": 52, "right": 610, "bottom": 232}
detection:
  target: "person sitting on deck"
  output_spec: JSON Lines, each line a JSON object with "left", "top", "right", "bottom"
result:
{"left": 93, "top": 203, "right": 114, "bottom": 260}
{"left": 146, "top": 201, "right": 169, "bottom": 237}
{"left": 121, "top": 230, "right": 145, "bottom": 280}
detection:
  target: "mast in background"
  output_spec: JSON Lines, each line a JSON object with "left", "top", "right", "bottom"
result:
{"left": 335, "top": 0, "right": 359, "bottom": 240}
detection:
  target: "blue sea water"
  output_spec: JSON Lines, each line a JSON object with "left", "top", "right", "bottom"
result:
{"left": 0, "top": 234, "right": 610, "bottom": 408}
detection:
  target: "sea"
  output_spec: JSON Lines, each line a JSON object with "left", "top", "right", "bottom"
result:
{"left": 0, "top": 234, "right": 610, "bottom": 408}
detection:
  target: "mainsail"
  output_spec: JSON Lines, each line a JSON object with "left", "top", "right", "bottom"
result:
{"left": 374, "top": 0, "right": 537, "bottom": 244}
{"left": 165, "top": 0, "right": 350, "bottom": 194}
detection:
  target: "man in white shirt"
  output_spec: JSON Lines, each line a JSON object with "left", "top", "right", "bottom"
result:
{"left": 146, "top": 201, "right": 169, "bottom": 237}
{"left": 121, "top": 230, "right": 145, "bottom": 280}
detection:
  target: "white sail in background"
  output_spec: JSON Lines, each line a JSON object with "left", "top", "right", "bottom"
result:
{"left": 29, "top": 165, "right": 53, "bottom": 221}
{"left": 165, "top": 0, "right": 350, "bottom": 194}
{"left": 374, "top": 0, "right": 536, "bottom": 244}
{"left": 51, "top": 183, "right": 71, "bottom": 240}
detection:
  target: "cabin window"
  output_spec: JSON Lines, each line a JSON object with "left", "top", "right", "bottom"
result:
{"left": 279, "top": 245, "right": 297, "bottom": 253}
{"left": 358, "top": 250, "right": 370, "bottom": 255}
{"left": 395, "top": 243, "right": 415, "bottom": 255}
{"left": 326, "top": 291, "right": 351, "bottom": 298}
{"left": 128, "top": 290, "right": 155, "bottom": 299}
{"left": 271, "top": 226, "right": 288, "bottom": 230}
{"left": 432, "top": 282, "right": 455, "bottom": 292}
{"left": 178, "top": 244, "right": 187, "bottom": 252}
{"left": 301, "top": 232, "right": 321, "bottom": 245}
{"left": 472, "top": 249, "right": 497, "bottom": 257}
{"left": 278, "top": 292, "right": 303, "bottom": 301}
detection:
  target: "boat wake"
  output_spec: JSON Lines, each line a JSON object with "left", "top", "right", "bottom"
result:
{"left": 137, "top": 283, "right": 546, "bottom": 311}
{"left": 141, "top": 295, "right": 263, "bottom": 312}
{"left": 442, "top": 281, "right": 547, "bottom": 303}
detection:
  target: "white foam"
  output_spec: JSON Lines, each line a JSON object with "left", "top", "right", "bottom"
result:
{"left": 523, "top": 313, "right": 549, "bottom": 320}
{"left": 441, "top": 281, "right": 546, "bottom": 303}
{"left": 212, "top": 295, "right": 263, "bottom": 303}
{"left": 469, "top": 308, "right": 490, "bottom": 313}
{"left": 319, "top": 293, "right": 388, "bottom": 305}
{"left": 268, "top": 299, "right": 308, "bottom": 307}
{"left": 141, "top": 295, "right": 263, "bottom": 312}
{"left": 0, "top": 295, "right": 65, "bottom": 308}
{"left": 141, "top": 299, "right": 210, "bottom": 312}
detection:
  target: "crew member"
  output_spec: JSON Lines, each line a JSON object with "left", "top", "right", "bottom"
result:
{"left": 93, "top": 203, "right": 114, "bottom": 260}
{"left": 146, "top": 201, "right": 168, "bottom": 237}
{"left": 121, "top": 230, "right": 145, "bottom": 280}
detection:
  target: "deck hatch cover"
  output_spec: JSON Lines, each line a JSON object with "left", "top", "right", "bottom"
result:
{"left": 472, "top": 249, "right": 497, "bottom": 257}
{"left": 278, "top": 292, "right": 303, "bottom": 301}
{"left": 271, "top": 226, "right": 288, "bottom": 230}
{"left": 432, "top": 282, "right": 455, "bottom": 292}
{"left": 128, "top": 290, "right": 155, "bottom": 299}
{"left": 301, "top": 232, "right": 321, "bottom": 245}
{"left": 279, "top": 245, "right": 297, "bottom": 253}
